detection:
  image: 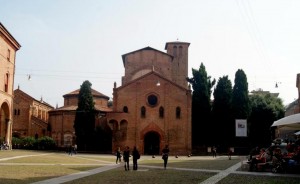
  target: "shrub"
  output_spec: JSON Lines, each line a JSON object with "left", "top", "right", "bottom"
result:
{"left": 38, "top": 136, "right": 56, "bottom": 150}
{"left": 12, "top": 137, "right": 23, "bottom": 149}
{"left": 22, "top": 136, "right": 37, "bottom": 149}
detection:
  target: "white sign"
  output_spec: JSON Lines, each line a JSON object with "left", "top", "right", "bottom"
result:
{"left": 236, "top": 119, "right": 247, "bottom": 137}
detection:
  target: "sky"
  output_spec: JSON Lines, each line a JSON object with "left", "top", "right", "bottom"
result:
{"left": 1, "top": 0, "right": 299, "bottom": 107}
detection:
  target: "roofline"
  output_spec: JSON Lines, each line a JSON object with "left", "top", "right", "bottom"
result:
{"left": 63, "top": 88, "right": 110, "bottom": 100}
{"left": 115, "top": 70, "right": 190, "bottom": 92}
{"left": 164, "top": 41, "right": 190, "bottom": 50}
{"left": 0, "top": 22, "right": 21, "bottom": 50}
{"left": 14, "top": 89, "right": 54, "bottom": 108}
{"left": 121, "top": 46, "right": 173, "bottom": 67}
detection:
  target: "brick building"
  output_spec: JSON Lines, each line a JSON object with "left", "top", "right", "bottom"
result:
{"left": 48, "top": 89, "right": 112, "bottom": 147}
{"left": 107, "top": 41, "right": 192, "bottom": 155}
{"left": 13, "top": 88, "right": 53, "bottom": 138}
{"left": 0, "top": 23, "right": 21, "bottom": 147}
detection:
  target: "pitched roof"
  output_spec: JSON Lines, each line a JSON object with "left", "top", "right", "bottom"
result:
{"left": 49, "top": 104, "right": 112, "bottom": 112}
{"left": 121, "top": 46, "right": 173, "bottom": 66}
{"left": 63, "top": 88, "right": 109, "bottom": 100}
{"left": 115, "top": 70, "right": 189, "bottom": 92}
{"left": 14, "top": 88, "right": 54, "bottom": 108}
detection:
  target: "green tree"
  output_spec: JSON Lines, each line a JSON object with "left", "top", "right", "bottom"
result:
{"left": 248, "top": 93, "right": 284, "bottom": 147}
{"left": 232, "top": 69, "right": 250, "bottom": 119}
{"left": 74, "top": 80, "right": 96, "bottom": 151}
{"left": 187, "top": 63, "right": 215, "bottom": 147}
{"left": 212, "top": 76, "right": 233, "bottom": 147}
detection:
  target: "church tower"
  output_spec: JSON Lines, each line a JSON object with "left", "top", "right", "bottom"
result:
{"left": 165, "top": 41, "right": 190, "bottom": 89}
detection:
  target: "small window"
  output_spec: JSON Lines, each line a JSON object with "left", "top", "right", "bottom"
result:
{"left": 123, "top": 106, "right": 128, "bottom": 113}
{"left": 159, "top": 106, "right": 164, "bottom": 118}
{"left": 173, "top": 46, "right": 177, "bottom": 57}
{"left": 141, "top": 106, "right": 146, "bottom": 118}
{"left": 18, "top": 109, "right": 20, "bottom": 115}
{"left": 14, "top": 109, "right": 17, "bottom": 115}
{"left": 179, "top": 46, "right": 183, "bottom": 57}
{"left": 176, "top": 107, "right": 181, "bottom": 119}
{"left": 7, "top": 49, "right": 10, "bottom": 61}
{"left": 4, "top": 73, "right": 9, "bottom": 92}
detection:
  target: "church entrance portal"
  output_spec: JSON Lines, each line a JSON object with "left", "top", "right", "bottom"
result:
{"left": 144, "top": 131, "right": 160, "bottom": 155}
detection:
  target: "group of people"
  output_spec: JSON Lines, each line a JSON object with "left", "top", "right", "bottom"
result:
{"left": 248, "top": 142, "right": 300, "bottom": 172}
{"left": 115, "top": 146, "right": 141, "bottom": 171}
{"left": 67, "top": 144, "right": 77, "bottom": 156}
{"left": 0, "top": 142, "right": 9, "bottom": 150}
{"left": 116, "top": 145, "right": 170, "bottom": 171}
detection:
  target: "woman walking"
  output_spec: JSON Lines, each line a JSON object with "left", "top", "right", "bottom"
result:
{"left": 162, "top": 145, "right": 169, "bottom": 169}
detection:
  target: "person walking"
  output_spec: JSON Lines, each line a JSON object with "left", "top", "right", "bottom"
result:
{"left": 74, "top": 144, "right": 77, "bottom": 154}
{"left": 162, "top": 145, "right": 170, "bottom": 169}
{"left": 116, "top": 147, "right": 122, "bottom": 164}
{"left": 212, "top": 146, "right": 217, "bottom": 158}
{"left": 132, "top": 146, "right": 140, "bottom": 170}
{"left": 123, "top": 146, "right": 130, "bottom": 171}
{"left": 68, "top": 145, "right": 73, "bottom": 156}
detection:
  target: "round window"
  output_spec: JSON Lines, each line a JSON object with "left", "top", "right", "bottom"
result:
{"left": 147, "top": 94, "right": 158, "bottom": 106}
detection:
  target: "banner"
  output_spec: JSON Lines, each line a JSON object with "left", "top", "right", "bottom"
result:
{"left": 236, "top": 119, "right": 247, "bottom": 137}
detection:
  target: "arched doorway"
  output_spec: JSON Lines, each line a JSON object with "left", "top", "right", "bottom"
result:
{"left": 0, "top": 102, "right": 12, "bottom": 144}
{"left": 144, "top": 131, "right": 160, "bottom": 155}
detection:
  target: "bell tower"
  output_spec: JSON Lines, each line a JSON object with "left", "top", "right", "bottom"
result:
{"left": 165, "top": 41, "right": 190, "bottom": 89}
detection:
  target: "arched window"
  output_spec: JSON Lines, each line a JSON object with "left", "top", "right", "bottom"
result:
{"left": 179, "top": 46, "right": 183, "bottom": 57}
{"left": 159, "top": 106, "right": 164, "bottom": 118}
{"left": 123, "top": 106, "right": 128, "bottom": 113}
{"left": 176, "top": 107, "right": 181, "bottom": 119}
{"left": 141, "top": 106, "right": 146, "bottom": 118}
{"left": 173, "top": 46, "right": 177, "bottom": 57}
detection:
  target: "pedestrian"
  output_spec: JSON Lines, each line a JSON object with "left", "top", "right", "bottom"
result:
{"left": 68, "top": 145, "right": 73, "bottom": 156}
{"left": 123, "top": 146, "right": 130, "bottom": 171}
{"left": 116, "top": 147, "right": 122, "bottom": 164}
{"left": 212, "top": 146, "right": 217, "bottom": 158}
{"left": 74, "top": 144, "right": 77, "bottom": 154}
{"left": 228, "top": 147, "right": 233, "bottom": 160}
{"left": 132, "top": 146, "right": 140, "bottom": 170}
{"left": 162, "top": 145, "right": 169, "bottom": 169}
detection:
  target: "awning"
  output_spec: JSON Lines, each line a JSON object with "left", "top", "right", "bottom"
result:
{"left": 271, "top": 113, "right": 300, "bottom": 130}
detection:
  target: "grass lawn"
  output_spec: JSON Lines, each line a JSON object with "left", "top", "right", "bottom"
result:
{"left": 0, "top": 150, "right": 299, "bottom": 184}
{"left": 218, "top": 174, "right": 300, "bottom": 184}
{"left": 0, "top": 165, "right": 98, "bottom": 184}
{"left": 64, "top": 167, "right": 215, "bottom": 184}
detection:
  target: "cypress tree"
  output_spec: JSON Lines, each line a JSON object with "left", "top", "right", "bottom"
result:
{"left": 74, "top": 80, "right": 95, "bottom": 151}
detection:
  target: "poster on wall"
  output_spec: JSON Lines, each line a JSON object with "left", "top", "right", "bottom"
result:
{"left": 235, "top": 119, "right": 247, "bottom": 137}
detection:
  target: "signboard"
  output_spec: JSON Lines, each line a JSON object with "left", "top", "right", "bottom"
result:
{"left": 235, "top": 119, "right": 247, "bottom": 137}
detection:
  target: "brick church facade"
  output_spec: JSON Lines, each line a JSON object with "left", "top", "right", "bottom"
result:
{"left": 107, "top": 41, "right": 192, "bottom": 155}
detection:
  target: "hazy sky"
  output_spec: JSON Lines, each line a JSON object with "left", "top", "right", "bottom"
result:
{"left": 1, "top": 0, "right": 299, "bottom": 107}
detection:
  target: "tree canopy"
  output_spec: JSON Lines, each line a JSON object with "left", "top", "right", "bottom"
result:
{"left": 187, "top": 63, "right": 215, "bottom": 147}
{"left": 248, "top": 92, "right": 285, "bottom": 147}
{"left": 232, "top": 69, "right": 250, "bottom": 119}
{"left": 212, "top": 76, "right": 233, "bottom": 146}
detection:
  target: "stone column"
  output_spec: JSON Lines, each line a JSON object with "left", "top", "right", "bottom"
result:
{"left": 5, "top": 119, "right": 12, "bottom": 149}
